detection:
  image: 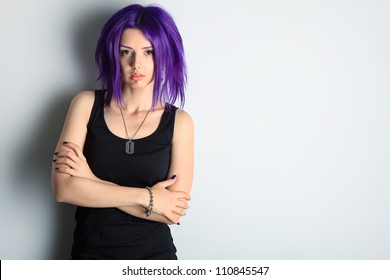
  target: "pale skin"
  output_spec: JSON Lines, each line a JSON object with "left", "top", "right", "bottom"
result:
{"left": 51, "top": 28, "right": 194, "bottom": 225}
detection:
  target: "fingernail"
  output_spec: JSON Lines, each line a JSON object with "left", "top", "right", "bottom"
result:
{"left": 63, "top": 141, "right": 68, "bottom": 144}
{"left": 55, "top": 167, "right": 59, "bottom": 170}
{"left": 52, "top": 159, "right": 56, "bottom": 162}
{"left": 177, "top": 222, "right": 180, "bottom": 225}
{"left": 171, "top": 175, "right": 176, "bottom": 179}
{"left": 54, "top": 152, "right": 58, "bottom": 155}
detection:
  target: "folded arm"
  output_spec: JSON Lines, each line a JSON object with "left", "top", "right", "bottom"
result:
{"left": 51, "top": 92, "right": 189, "bottom": 223}
{"left": 166, "top": 109, "right": 194, "bottom": 198}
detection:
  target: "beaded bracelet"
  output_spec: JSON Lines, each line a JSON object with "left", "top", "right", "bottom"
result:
{"left": 145, "top": 186, "right": 153, "bottom": 217}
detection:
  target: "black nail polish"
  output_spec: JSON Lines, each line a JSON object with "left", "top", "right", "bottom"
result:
{"left": 52, "top": 159, "right": 56, "bottom": 162}
{"left": 63, "top": 141, "right": 68, "bottom": 144}
{"left": 177, "top": 222, "right": 180, "bottom": 225}
{"left": 54, "top": 152, "right": 58, "bottom": 155}
{"left": 55, "top": 167, "right": 59, "bottom": 170}
{"left": 171, "top": 175, "right": 176, "bottom": 179}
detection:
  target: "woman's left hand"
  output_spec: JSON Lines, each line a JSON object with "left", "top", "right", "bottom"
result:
{"left": 53, "top": 141, "right": 97, "bottom": 180}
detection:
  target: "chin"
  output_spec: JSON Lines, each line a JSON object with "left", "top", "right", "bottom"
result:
{"left": 132, "top": 81, "right": 154, "bottom": 89}
{"left": 129, "top": 83, "right": 147, "bottom": 89}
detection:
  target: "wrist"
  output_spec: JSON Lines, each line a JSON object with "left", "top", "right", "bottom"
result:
{"left": 145, "top": 186, "right": 153, "bottom": 217}
{"left": 139, "top": 188, "right": 150, "bottom": 208}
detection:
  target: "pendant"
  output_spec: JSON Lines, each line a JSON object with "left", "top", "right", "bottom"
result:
{"left": 126, "top": 140, "right": 135, "bottom": 154}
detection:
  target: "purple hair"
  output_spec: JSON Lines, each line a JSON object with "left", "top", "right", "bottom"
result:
{"left": 95, "top": 4, "right": 187, "bottom": 108}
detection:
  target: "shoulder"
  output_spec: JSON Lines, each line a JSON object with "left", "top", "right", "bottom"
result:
{"left": 175, "top": 108, "right": 194, "bottom": 129}
{"left": 64, "top": 90, "right": 96, "bottom": 124}
{"left": 173, "top": 108, "right": 194, "bottom": 142}
{"left": 71, "top": 90, "right": 95, "bottom": 107}
{"left": 58, "top": 91, "right": 96, "bottom": 147}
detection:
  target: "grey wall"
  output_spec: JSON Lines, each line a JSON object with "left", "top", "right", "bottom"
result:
{"left": 1, "top": 0, "right": 389, "bottom": 259}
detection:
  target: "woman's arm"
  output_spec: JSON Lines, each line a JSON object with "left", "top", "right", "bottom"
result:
{"left": 118, "top": 206, "right": 175, "bottom": 224}
{"left": 120, "top": 109, "right": 195, "bottom": 224}
{"left": 92, "top": 179, "right": 180, "bottom": 224}
{"left": 51, "top": 92, "right": 149, "bottom": 208}
{"left": 56, "top": 141, "right": 183, "bottom": 224}
{"left": 133, "top": 109, "right": 194, "bottom": 223}
{"left": 51, "top": 92, "right": 189, "bottom": 223}
{"left": 167, "top": 109, "right": 194, "bottom": 195}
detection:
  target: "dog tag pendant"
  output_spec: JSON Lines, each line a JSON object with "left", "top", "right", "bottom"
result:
{"left": 126, "top": 140, "right": 135, "bottom": 154}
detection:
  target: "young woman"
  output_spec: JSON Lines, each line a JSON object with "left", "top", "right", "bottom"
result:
{"left": 51, "top": 4, "right": 194, "bottom": 260}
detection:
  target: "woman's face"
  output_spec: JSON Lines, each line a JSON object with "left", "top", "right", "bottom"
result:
{"left": 119, "top": 28, "right": 154, "bottom": 89}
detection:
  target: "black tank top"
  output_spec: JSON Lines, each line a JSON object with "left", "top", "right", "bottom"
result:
{"left": 71, "top": 90, "right": 178, "bottom": 260}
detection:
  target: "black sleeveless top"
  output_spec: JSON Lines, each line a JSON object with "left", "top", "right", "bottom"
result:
{"left": 71, "top": 90, "right": 178, "bottom": 260}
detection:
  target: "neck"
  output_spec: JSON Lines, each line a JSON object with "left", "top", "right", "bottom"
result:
{"left": 120, "top": 84, "right": 154, "bottom": 112}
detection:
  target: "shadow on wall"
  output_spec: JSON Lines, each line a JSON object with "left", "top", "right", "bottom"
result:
{"left": 12, "top": 7, "right": 118, "bottom": 259}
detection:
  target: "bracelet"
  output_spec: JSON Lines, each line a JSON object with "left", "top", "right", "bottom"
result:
{"left": 145, "top": 186, "right": 153, "bottom": 217}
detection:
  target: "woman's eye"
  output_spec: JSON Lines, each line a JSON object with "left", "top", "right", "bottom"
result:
{"left": 120, "top": 49, "right": 132, "bottom": 56}
{"left": 146, "top": 50, "right": 154, "bottom": 56}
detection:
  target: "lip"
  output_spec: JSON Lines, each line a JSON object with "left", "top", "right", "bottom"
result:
{"left": 130, "top": 74, "right": 145, "bottom": 81}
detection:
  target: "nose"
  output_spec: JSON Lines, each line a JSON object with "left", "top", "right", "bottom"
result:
{"left": 130, "top": 53, "right": 142, "bottom": 69}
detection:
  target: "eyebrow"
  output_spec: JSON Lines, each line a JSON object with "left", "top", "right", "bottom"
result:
{"left": 120, "top": 44, "right": 153, "bottom": 49}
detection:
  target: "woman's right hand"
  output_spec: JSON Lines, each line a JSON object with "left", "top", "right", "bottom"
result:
{"left": 53, "top": 141, "right": 98, "bottom": 181}
{"left": 150, "top": 176, "right": 190, "bottom": 224}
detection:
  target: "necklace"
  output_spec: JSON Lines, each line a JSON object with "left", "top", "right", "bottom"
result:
{"left": 119, "top": 106, "right": 151, "bottom": 154}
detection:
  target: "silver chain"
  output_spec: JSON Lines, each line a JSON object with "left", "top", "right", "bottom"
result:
{"left": 119, "top": 106, "right": 151, "bottom": 140}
